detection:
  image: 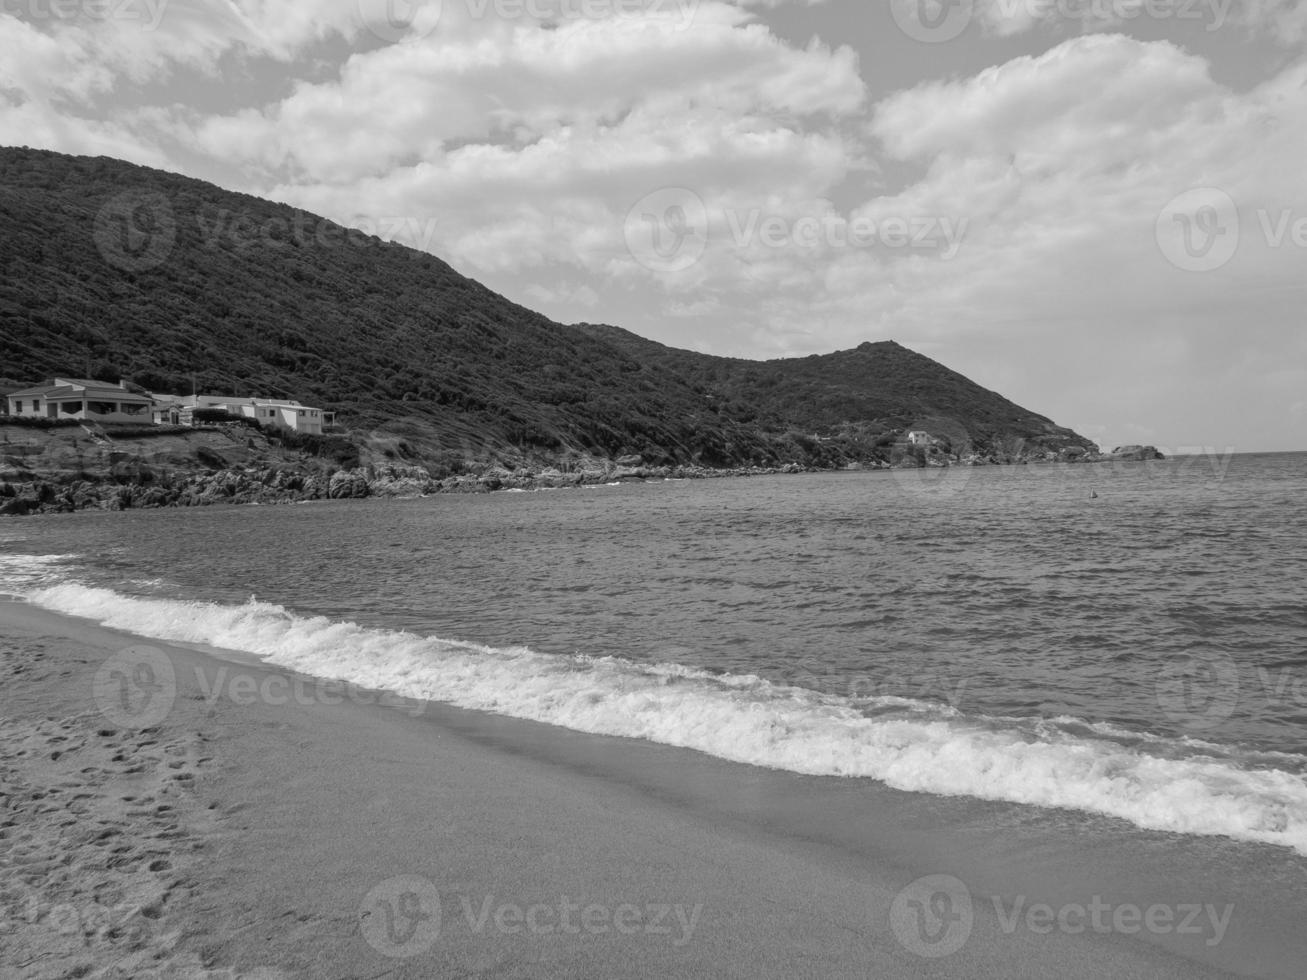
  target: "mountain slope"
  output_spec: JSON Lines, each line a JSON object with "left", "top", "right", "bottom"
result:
{"left": 573, "top": 323, "right": 1087, "bottom": 454}
{"left": 0, "top": 147, "right": 1094, "bottom": 469}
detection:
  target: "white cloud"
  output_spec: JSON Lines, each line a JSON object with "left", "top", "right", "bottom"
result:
{"left": 2, "top": 1, "right": 1305, "bottom": 449}
{"left": 176, "top": 5, "right": 869, "bottom": 289}
{"left": 523, "top": 279, "right": 600, "bottom": 308}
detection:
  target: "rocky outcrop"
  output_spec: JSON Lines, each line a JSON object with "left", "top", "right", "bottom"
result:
{"left": 367, "top": 465, "right": 436, "bottom": 498}
{"left": 327, "top": 469, "right": 371, "bottom": 499}
{"left": 1108, "top": 445, "right": 1166, "bottom": 461}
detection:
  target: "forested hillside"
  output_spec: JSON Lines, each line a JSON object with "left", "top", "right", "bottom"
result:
{"left": 0, "top": 147, "right": 1094, "bottom": 470}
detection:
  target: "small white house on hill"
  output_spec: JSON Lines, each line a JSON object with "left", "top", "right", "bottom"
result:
{"left": 161, "top": 394, "right": 328, "bottom": 435}
{"left": 5, "top": 378, "right": 154, "bottom": 423}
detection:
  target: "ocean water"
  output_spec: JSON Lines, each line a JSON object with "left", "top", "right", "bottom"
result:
{"left": 4, "top": 452, "right": 1307, "bottom": 854}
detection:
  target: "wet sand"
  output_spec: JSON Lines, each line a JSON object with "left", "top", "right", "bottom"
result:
{"left": 2, "top": 598, "right": 1301, "bottom": 978}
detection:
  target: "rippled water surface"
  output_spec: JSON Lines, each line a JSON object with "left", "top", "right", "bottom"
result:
{"left": 7, "top": 452, "right": 1305, "bottom": 756}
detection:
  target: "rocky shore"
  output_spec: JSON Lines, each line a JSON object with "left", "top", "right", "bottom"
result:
{"left": 0, "top": 449, "right": 1171, "bottom": 516}
{"left": 0, "top": 460, "right": 815, "bottom": 516}
{"left": 0, "top": 421, "right": 1163, "bottom": 517}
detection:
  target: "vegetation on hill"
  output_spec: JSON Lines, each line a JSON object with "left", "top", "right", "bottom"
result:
{"left": 0, "top": 147, "right": 1095, "bottom": 472}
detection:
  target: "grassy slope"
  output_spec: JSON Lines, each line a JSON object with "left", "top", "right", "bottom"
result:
{"left": 0, "top": 147, "right": 1094, "bottom": 470}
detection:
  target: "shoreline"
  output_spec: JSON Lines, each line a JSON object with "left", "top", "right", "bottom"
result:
{"left": 1, "top": 416, "right": 1166, "bottom": 516}
{"left": 2, "top": 450, "right": 1182, "bottom": 518}
{"left": 3, "top": 599, "right": 1303, "bottom": 977}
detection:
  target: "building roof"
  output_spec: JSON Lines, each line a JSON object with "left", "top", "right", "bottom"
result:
{"left": 194, "top": 395, "right": 311, "bottom": 409}
{"left": 7, "top": 380, "right": 153, "bottom": 403}
{"left": 6, "top": 383, "right": 66, "bottom": 399}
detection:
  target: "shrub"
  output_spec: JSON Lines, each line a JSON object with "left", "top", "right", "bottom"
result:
{"left": 195, "top": 446, "right": 227, "bottom": 470}
{"left": 1, "top": 417, "right": 81, "bottom": 429}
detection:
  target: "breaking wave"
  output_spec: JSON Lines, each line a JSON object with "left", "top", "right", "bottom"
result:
{"left": 19, "top": 574, "right": 1307, "bottom": 855}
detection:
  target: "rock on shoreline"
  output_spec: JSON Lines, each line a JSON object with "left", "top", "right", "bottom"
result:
{"left": 1106, "top": 445, "right": 1166, "bottom": 461}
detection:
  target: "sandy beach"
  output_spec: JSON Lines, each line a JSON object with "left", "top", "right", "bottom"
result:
{"left": 3, "top": 598, "right": 1302, "bottom": 979}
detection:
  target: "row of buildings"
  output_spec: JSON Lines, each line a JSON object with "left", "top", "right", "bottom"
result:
{"left": 2, "top": 378, "right": 331, "bottom": 436}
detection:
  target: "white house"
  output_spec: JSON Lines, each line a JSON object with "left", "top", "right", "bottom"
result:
{"left": 165, "top": 394, "right": 328, "bottom": 435}
{"left": 150, "top": 393, "right": 186, "bottom": 426}
{"left": 906, "top": 430, "right": 932, "bottom": 447}
{"left": 5, "top": 378, "right": 154, "bottom": 423}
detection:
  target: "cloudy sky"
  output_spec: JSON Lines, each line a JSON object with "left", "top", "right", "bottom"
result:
{"left": 3, "top": 0, "right": 1305, "bottom": 451}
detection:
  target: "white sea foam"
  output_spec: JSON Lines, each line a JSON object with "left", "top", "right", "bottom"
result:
{"left": 0, "top": 553, "right": 77, "bottom": 597}
{"left": 22, "top": 578, "right": 1307, "bottom": 855}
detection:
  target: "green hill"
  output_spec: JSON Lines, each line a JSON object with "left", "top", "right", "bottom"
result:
{"left": 0, "top": 146, "right": 1094, "bottom": 471}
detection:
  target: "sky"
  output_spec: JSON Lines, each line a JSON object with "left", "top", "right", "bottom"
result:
{"left": 2, "top": 0, "right": 1305, "bottom": 452}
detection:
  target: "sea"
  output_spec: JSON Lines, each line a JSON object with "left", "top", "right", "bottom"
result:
{"left": 3, "top": 451, "right": 1307, "bottom": 857}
